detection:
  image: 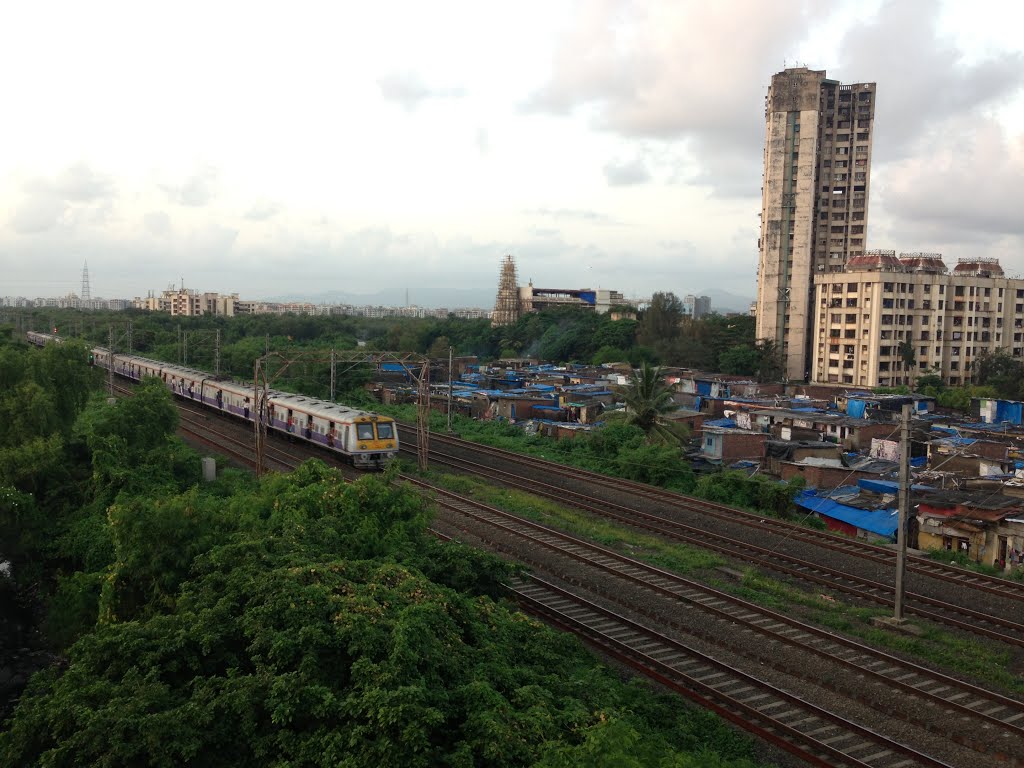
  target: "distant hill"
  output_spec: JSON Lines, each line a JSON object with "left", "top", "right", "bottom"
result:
{"left": 696, "top": 288, "right": 754, "bottom": 314}
{"left": 259, "top": 286, "right": 756, "bottom": 314}
{"left": 265, "top": 287, "right": 493, "bottom": 309}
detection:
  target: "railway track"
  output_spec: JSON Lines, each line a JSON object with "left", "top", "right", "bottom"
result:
{"left": 400, "top": 425, "right": 1024, "bottom": 604}
{"left": 413, "top": 478, "right": 1018, "bottom": 766}
{"left": 515, "top": 577, "right": 953, "bottom": 768}
{"left": 400, "top": 439, "right": 1024, "bottom": 647}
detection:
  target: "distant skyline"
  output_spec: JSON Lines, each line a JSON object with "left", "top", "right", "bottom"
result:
{"left": 2, "top": 1, "right": 1022, "bottom": 305}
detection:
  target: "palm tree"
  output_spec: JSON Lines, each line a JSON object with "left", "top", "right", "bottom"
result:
{"left": 619, "top": 362, "right": 684, "bottom": 443}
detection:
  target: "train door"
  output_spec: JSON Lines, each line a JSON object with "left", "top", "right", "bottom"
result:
{"left": 216, "top": 389, "right": 224, "bottom": 410}
{"left": 269, "top": 404, "right": 276, "bottom": 427}
{"left": 304, "top": 414, "right": 313, "bottom": 440}
{"left": 328, "top": 421, "right": 336, "bottom": 448}
{"left": 244, "top": 397, "right": 251, "bottom": 421}
{"left": 286, "top": 409, "right": 294, "bottom": 434}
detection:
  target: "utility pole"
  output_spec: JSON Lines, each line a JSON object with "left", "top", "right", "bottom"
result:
{"left": 183, "top": 332, "right": 188, "bottom": 366}
{"left": 126, "top": 320, "right": 133, "bottom": 355}
{"left": 447, "top": 346, "right": 454, "bottom": 432}
{"left": 178, "top": 325, "right": 182, "bottom": 365}
{"left": 265, "top": 333, "right": 270, "bottom": 356}
{"left": 214, "top": 329, "right": 221, "bottom": 377}
{"left": 107, "top": 326, "right": 114, "bottom": 396}
{"left": 894, "top": 403, "right": 912, "bottom": 623}
{"left": 330, "top": 348, "right": 336, "bottom": 401}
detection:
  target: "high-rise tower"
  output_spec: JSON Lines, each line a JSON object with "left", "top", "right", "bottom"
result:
{"left": 491, "top": 255, "right": 521, "bottom": 327}
{"left": 755, "top": 67, "right": 875, "bottom": 382}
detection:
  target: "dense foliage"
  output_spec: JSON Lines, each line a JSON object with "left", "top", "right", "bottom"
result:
{"left": 0, "top": 331, "right": 763, "bottom": 767}
{"left": 7, "top": 296, "right": 765, "bottom": 380}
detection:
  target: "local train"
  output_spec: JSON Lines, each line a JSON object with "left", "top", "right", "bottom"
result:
{"left": 26, "top": 332, "right": 398, "bottom": 469}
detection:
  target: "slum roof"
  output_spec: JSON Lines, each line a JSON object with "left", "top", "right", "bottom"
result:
{"left": 704, "top": 418, "right": 737, "bottom": 428}
{"left": 917, "top": 489, "right": 1023, "bottom": 513}
{"left": 845, "top": 454, "right": 899, "bottom": 473}
{"left": 795, "top": 491, "right": 899, "bottom": 538}
{"left": 858, "top": 478, "right": 934, "bottom": 494}
{"left": 740, "top": 407, "right": 882, "bottom": 427}
{"left": 765, "top": 440, "right": 840, "bottom": 459}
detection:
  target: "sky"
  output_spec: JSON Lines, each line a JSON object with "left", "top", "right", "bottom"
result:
{"left": 1, "top": 0, "right": 1022, "bottom": 309}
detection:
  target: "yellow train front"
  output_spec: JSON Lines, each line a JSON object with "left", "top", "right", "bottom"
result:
{"left": 267, "top": 394, "right": 398, "bottom": 469}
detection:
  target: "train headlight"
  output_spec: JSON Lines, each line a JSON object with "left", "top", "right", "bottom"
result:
{"left": 359, "top": 444, "right": 367, "bottom": 450}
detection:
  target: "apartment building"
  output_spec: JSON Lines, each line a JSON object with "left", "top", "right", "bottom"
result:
{"left": 812, "top": 252, "right": 1024, "bottom": 387}
{"left": 756, "top": 67, "right": 876, "bottom": 382}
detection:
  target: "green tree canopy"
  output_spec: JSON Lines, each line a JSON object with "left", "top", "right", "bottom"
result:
{"left": 618, "top": 363, "right": 686, "bottom": 445}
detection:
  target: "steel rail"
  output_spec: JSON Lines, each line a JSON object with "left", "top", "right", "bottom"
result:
{"left": 406, "top": 446, "right": 1024, "bottom": 647}
{"left": 399, "top": 424, "right": 1024, "bottom": 602}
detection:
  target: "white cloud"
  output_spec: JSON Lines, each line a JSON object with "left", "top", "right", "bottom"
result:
{"left": 377, "top": 71, "right": 466, "bottom": 111}
{"left": 0, "top": 1, "right": 1021, "bottom": 304}
{"left": 603, "top": 156, "right": 650, "bottom": 186}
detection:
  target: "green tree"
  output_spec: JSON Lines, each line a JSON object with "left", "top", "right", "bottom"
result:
{"left": 753, "top": 339, "right": 783, "bottom": 383}
{"left": 619, "top": 363, "right": 683, "bottom": 444}
{"left": 0, "top": 467, "right": 758, "bottom": 768}
{"left": 974, "top": 349, "right": 1024, "bottom": 399}
{"left": 637, "top": 293, "right": 684, "bottom": 359}
{"left": 718, "top": 346, "right": 760, "bottom": 376}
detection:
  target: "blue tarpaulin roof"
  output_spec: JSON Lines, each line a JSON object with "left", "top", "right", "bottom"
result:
{"left": 857, "top": 478, "right": 933, "bottom": 494}
{"left": 704, "top": 418, "right": 737, "bottom": 428}
{"left": 795, "top": 491, "right": 898, "bottom": 538}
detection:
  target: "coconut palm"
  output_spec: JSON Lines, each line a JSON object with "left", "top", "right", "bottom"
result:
{"left": 619, "top": 362, "right": 685, "bottom": 444}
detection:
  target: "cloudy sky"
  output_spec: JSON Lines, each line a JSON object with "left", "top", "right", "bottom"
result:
{"left": 1, "top": 0, "right": 1022, "bottom": 308}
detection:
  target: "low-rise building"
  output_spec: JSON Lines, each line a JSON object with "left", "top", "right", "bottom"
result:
{"left": 700, "top": 424, "right": 768, "bottom": 464}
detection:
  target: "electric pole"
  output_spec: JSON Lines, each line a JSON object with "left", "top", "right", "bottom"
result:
{"left": 894, "top": 403, "right": 911, "bottom": 623}
{"left": 214, "top": 329, "right": 221, "bottom": 377}
{"left": 447, "top": 346, "right": 453, "bottom": 432}
{"left": 107, "top": 326, "right": 114, "bottom": 396}
{"left": 330, "top": 348, "right": 336, "bottom": 401}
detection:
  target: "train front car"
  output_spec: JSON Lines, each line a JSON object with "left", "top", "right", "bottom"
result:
{"left": 350, "top": 413, "right": 398, "bottom": 470}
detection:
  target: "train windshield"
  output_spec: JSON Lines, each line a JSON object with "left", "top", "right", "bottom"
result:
{"left": 375, "top": 422, "right": 394, "bottom": 439}
{"left": 357, "top": 423, "right": 375, "bottom": 441}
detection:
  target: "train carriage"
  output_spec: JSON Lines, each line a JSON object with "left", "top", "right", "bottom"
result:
{"left": 67, "top": 344, "right": 398, "bottom": 469}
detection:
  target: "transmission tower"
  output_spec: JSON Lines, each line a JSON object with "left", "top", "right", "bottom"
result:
{"left": 491, "top": 254, "right": 520, "bottom": 327}
{"left": 81, "top": 261, "right": 91, "bottom": 301}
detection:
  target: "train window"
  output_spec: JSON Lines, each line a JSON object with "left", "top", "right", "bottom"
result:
{"left": 375, "top": 422, "right": 394, "bottom": 439}
{"left": 357, "top": 424, "right": 375, "bottom": 441}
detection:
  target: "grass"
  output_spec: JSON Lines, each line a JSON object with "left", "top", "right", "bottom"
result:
{"left": 417, "top": 469, "right": 723, "bottom": 576}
